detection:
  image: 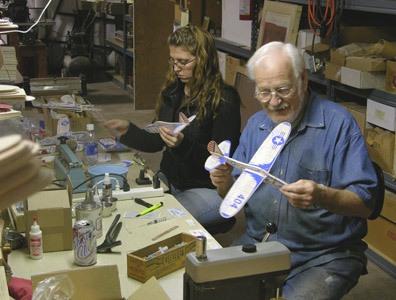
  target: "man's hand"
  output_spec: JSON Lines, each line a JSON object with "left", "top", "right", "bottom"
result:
{"left": 209, "top": 163, "right": 235, "bottom": 198}
{"left": 280, "top": 179, "right": 321, "bottom": 210}
{"left": 158, "top": 126, "right": 184, "bottom": 148}
{"left": 103, "top": 119, "right": 130, "bottom": 135}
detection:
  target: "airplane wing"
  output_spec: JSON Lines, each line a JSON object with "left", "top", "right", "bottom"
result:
{"left": 145, "top": 113, "right": 196, "bottom": 134}
{"left": 219, "top": 122, "right": 291, "bottom": 217}
{"left": 204, "top": 140, "right": 231, "bottom": 170}
{"left": 249, "top": 122, "right": 291, "bottom": 171}
{"left": 219, "top": 169, "right": 264, "bottom": 218}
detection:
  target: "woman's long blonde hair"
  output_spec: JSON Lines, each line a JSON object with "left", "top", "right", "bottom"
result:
{"left": 154, "top": 24, "right": 224, "bottom": 122}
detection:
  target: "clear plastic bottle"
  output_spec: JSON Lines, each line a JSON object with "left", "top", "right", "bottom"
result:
{"left": 29, "top": 216, "right": 43, "bottom": 259}
{"left": 83, "top": 123, "right": 98, "bottom": 166}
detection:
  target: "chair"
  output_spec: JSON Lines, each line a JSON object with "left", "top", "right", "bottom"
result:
{"left": 368, "top": 161, "right": 385, "bottom": 220}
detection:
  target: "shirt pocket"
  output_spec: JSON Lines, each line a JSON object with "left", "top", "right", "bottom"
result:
{"left": 296, "top": 163, "right": 329, "bottom": 212}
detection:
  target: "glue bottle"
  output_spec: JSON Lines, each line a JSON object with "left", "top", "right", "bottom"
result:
{"left": 29, "top": 216, "right": 43, "bottom": 260}
{"left": 83, "top": 123, "right": 98, "bottom": 166}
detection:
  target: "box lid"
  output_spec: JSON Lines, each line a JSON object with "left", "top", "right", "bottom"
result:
{"left": 28, "top": 190, "right": 70, "bottom": 209}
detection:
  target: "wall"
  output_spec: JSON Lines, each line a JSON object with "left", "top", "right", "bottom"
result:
{"left": 221, "top": 0, "right": 251, "bottom": 47}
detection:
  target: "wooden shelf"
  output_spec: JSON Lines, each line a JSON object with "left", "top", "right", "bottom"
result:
{"left": 106, "top": 70, "right": 134, "bottom": 95}
{"left": 105, "top": 38, "right": 133, "bottom": 58}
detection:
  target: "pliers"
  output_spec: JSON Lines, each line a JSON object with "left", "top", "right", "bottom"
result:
{"left": 97, "top": 213, "right": 122, "bottom": 253}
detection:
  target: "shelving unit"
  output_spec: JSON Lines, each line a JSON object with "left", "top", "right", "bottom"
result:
{"left": 80, "top": 0, "right": 174, "bottom": 109}
{"left": 216, "top": 0, "right": 396, "bottom": 278}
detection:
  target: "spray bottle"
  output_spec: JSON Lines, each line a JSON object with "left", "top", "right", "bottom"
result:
{"left": 29, "top": 216, "right": 43, "bottom": 259}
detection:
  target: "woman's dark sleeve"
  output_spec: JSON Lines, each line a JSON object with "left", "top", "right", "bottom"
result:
{"left": 172, "top": 85, "right": 241, "bottom": 163}
{"left": 119, "top": 122, "right": 165, "bottom": 153}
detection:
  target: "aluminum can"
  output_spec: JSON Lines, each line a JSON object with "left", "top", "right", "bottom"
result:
{"left": 75, "top": 201, "right": 103, "bottom": 238}
{"left": 73, "top": 220, "right": 97, "bottom": 266}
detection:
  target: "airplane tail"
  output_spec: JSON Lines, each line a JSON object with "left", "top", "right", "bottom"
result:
{"left": 205, "top": 140, "right": 231, "bottom": 171}
{"left": 178, "top": 112, "right": 189, "bottom": 124}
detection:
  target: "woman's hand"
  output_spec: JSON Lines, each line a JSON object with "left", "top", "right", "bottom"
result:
{"left": 103, "top": 119, "right": 130, "bottom": 135}
{"left": 158, "top": 126, "right": 184, "bottom": 148}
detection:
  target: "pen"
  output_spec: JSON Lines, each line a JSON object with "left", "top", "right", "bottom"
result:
{"left": 135, "top": 201, "right": 163, "bottom": 217}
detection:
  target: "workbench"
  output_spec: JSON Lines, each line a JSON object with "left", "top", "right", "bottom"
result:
{"left": 6, "top": 103, "right": 221, "bottom": 299}
{"left": 9, "top": 194, "right": 220, "bottom": 299}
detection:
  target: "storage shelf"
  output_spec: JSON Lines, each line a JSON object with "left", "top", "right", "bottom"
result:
{"left": 106, "top": 70, "right": 134, "bottom": 95}
{"left": 278, "top": 0, "right": 396, "bottom": 14}
{"left": 105, "top": 38, "right": 133, "bottom": 58}
{"left": 214, "top": 37, "right": 253, "bottom": 59}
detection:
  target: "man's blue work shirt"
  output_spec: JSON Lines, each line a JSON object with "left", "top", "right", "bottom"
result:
{"left": 232, "top": 91, "right": 378, "bottom": 278}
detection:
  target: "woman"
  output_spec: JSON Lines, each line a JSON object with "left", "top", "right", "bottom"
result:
{"left": 104, "top": 24, "right": 241, "bottom": 229}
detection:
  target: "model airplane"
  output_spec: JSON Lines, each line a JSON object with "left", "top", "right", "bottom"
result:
{"left": 145, "top": 112, "right": 196, "bottom": 134}
{"left": 205, "top": 122, "right": 291, "bottom": 218}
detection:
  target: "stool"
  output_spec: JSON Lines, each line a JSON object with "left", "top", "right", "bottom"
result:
{"left": 17, "top": 41, "right": 48, "bottom": 78}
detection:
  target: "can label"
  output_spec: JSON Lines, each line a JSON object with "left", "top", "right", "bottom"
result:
{"left": 75, "top": 202, "right": 103, "bottom": 238}
{"left": 73, "top": 220, "right": 97, "bottom": 266}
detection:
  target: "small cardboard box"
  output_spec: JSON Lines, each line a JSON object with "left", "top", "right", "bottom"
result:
{"left": 330, "top": 48, "right": 347, "bottom": 66}
{"left": 40, "top": 94, "right": 91, "bottom": 135}
{"left": 127, "top": 233, "right": 196, "bottom": 283}
{"left": 341, "top": 67, "right": 386, "bottom": 89}
{"left": 31, "top": 265, "right": 123, "bottom": 300}
{"left": 364, "top": 216, "right": 396, "bottom": 266}
{"left": 324, "top": 62, "right": 342, "bottom": 82}
{"left": 338, "top": 102, "right": 367, "bottom": 136}
{"left": 365, "top": 127, "right": 394, "bottom": 174}
{"left": 383, "top": 190, "right": 396, "bottom": 224}
{"left": 225, "top": 55, "right": 246, "bottom": 86}
{"left": 24, "top": 189, "right": 73, "bottom": 252}
{"left": 386, "top": 60, "right": 396, "bottom": 94}
{"left": 10, "top": 204, "right": 24, "bottom": 233}
{"left": 366, "top": 99, "right": 396, "bottom": 131}
{"left": 296, "top": 29, "right": 321, "bottom": 49}
{"left": 345, "top": 56, "right": 387, "bottom": 72}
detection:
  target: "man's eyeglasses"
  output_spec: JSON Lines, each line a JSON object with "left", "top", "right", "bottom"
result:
{"left": 255, "top": 87, "right": 294, "bottom": 103}
{"left": 168, "top": 58, "right": 196, "bottom": 69}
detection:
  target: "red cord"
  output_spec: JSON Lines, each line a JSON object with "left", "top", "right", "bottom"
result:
{"left": 308, "top": 0, "right": 335, "bottom": 37}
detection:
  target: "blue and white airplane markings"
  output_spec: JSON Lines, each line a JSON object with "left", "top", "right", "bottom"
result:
{"left": 205, "top": 122, "right": 291, "bottom": 218}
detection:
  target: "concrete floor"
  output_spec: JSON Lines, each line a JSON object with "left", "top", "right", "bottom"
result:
{"left": 88, "top": 80, "right": 396, "bottom": 299}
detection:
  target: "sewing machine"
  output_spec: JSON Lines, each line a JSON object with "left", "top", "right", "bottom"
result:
{"left": 54, "top": 139, "right": 87, "bottom": 194}
{"left": 184, "top": 237, "right": 290, "bottom": 300}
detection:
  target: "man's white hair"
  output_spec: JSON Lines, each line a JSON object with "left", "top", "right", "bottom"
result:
{"left": 246, "top": 42, "right": 305, "bottom": 81}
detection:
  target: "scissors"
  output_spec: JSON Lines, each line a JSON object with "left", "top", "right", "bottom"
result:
{"left": 97, "top": 214, "right": 122, "bottom": 253}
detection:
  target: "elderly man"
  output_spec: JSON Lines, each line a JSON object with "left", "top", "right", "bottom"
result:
{"left": 209, "top": 42, "right": 378, "bottom": 299}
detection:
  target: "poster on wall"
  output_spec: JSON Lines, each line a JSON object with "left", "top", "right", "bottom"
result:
{"left": 257, "top": 1, "right": 302, "bottom": 49}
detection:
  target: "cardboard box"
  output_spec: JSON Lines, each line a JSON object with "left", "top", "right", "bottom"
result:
{"left": 386, "top": 60, "right": 396, "bottom": 94}
{"left": 40, "top": 94, "right": 91, "bottom": 135}
{"left": 127, "top": 233, "right": 196, "bottom": 282}
{"left": 338, "top": 102, "right": 366, "bottom": 136}
{"left": 366, "top": 99, "right": 396, "bottom": 131}
{"left": 24, "top": 189, "right": 73, "bottom": 252}
{"left": 30, "top": 265, "right": 171, "bottom": 300}
{"left": 330, "top": 48, "right": 347, "bottom": 66}
{"left": 10, "top": 204, "right": 24, "bottom": 233}
{"left": 296, "top": 29, "right": 320, "bottom": 49}
{"left": 365, "top": 127, "right": 394, "bottom": 174}
{"left": 346, "top": 56, "right": 387, "bottom": 72}
{"left": 31, "top": 265, "right": 123, "bottom": 300}
{"left": 225, "top": 55, "right": 246, "bottom": 86}
{"left": 340, "top": 67, "right": 386, "bottom": 89}
{"left": 324, "top": 62, "right": 342, "bottom": 82}
{"left": 383, "top": 190, "right": 396, "bottom": 224}
{"left": 364, "top": 216, "right": 396, "bottom": 266}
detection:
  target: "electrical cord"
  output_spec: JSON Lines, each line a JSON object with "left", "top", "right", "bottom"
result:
{"left": 53, "top": 173, "right": 130, "bottom": 192}
{"left": 308, "top": 0, "right": 335, "bottom": 38}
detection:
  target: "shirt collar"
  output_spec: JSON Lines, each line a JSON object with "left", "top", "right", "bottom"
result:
{"left": 258, "top": 89, "right": 325, "bottom": 133}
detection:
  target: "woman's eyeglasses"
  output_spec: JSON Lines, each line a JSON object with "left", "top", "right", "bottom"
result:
{"left": 168, "top": 58, "right": 196, "bottom": 69}
{"left": 255, "top": 87, "right": 294, "bottom": 103}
